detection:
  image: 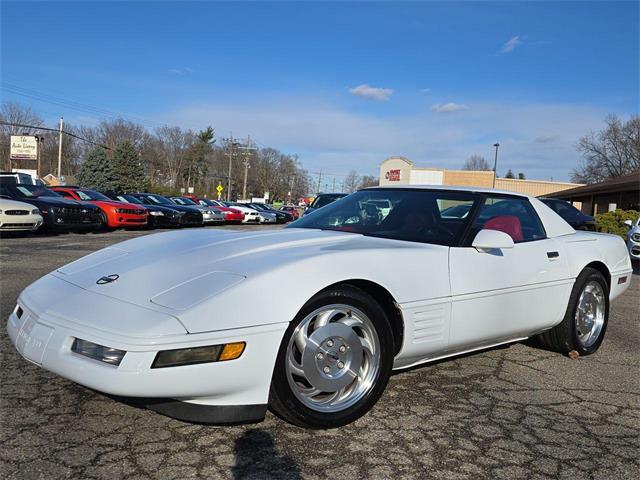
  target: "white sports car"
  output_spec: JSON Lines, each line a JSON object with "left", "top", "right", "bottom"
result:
{"left": 8, "top": 186, "right": 632, "bottom": 428}
{"left": 0, "top": 198, "right": 43, "bottom": 232}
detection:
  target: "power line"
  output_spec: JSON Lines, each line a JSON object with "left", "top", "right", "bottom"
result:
{"left": 0, "top": 121, "right": 112, "bottom": 150}
{"left": 1, "top": 82, "right": 173, "bottom": 130}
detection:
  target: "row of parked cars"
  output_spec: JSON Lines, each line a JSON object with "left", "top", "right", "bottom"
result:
{"left": 0, "top": 180, "right": 301, "bottom": 234}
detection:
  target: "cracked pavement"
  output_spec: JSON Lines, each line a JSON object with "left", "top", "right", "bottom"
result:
{"left": 1, "top": 226, "right": 639, "bottom": 479}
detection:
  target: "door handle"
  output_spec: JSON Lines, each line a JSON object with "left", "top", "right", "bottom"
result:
{"left": 547, "top": 251, "right": 559, "bottom": 259}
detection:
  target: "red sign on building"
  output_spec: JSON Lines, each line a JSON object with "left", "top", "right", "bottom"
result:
{"left": 385, "top": 169, "right": 401, "bottom": 182}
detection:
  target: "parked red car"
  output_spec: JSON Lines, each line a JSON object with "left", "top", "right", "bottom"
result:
{"left": 280, "top": 205, "right": 300, "bottom": 220}
{"left": 52, "top": 187, "right": 148, "bottom": 228}
{"left": 197, "top": 198, "right": 245, "bottom": 224}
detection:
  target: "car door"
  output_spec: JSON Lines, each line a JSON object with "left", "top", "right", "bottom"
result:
{"left": 448, "top": 195, "right": 571, "bottom": 350}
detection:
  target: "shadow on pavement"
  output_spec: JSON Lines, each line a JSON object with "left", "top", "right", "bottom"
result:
{"left": 232, "top": 429, "right": 302, "bottom": 480}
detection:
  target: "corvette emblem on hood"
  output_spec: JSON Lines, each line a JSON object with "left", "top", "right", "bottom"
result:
{"left": 96, "top": 274, "right": 119, "bottom": 285}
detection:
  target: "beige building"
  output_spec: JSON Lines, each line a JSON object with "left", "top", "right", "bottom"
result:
{"left": 379, "top": 156, "right": 583, "bottom": 197}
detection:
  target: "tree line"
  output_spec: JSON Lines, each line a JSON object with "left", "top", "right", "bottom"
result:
{"left": 0, "top": 102, "right": 313, "bottom": 201}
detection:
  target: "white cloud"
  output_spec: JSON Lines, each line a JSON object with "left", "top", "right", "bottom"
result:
{"left": 420, "top": 88, "right": 432, "bottom": 93}
{"left": 160, "top": 98, "right": 610, "bottom": 181}
{"left": 431, "top": 103, "right": 470, "bottom": 113}
{"left": 167, "top": 67, "right": 194, "bottom": 75}
{"left": 500, "top": 36, "right": 521, "bottom": 54}
{"left": 348, "top": 84, "right": 393, "bottom": 101}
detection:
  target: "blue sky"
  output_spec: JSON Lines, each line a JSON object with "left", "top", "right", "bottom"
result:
{"left": 1, "top": 1, "right": 638, "bottom": 181}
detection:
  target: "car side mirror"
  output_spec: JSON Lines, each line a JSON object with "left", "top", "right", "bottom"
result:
{"left": 624, "top": 219, "right": 633, "bottom": 228}
{"left": 472, "top": 229, "right": 515, "bottom": 251}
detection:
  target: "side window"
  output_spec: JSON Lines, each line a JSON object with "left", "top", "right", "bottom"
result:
{"left": 472, "top": 196, "right": 546, "bottom": 243}
{"left": 58, "top": 190, "right": 74, "bottom": 199}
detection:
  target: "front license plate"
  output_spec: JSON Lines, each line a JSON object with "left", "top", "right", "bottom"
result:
{"left": 16, "top": 316, "right": 54, "bottom": 364}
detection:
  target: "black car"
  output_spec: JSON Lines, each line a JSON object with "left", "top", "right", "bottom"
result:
{"left": 105, "top": 193, "right": 184, "bottom": 228}
{"left": 303, "top": 193, "right": 348, "bottom": 216}
{"left": 129, "top": 193, "right": 204, "bottom": 226}
{"left": 0, "top": 182, "right": 102, "bottom": 231}
{"left": 248, "top": 203, "right": 291, "bottom": 223}
{"left": 540, "top": 198, "right": 596, "bottom": 231}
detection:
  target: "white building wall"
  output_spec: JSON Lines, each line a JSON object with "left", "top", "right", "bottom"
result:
{"left": 410, "top": 169, "right": 444, "bottom": 185}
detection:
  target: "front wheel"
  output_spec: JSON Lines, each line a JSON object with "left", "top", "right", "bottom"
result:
{"left": 536, "top": 267, "right": 609, "bottom": 355}
{"left": 269, "top": 285, "right": 394, "bottom": 428}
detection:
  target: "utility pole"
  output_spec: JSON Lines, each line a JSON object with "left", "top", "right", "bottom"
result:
{"left": 35, "top": 135, "right": 42, "bottom": 179}
{"left": 332, "top": 176, "right": 336, "bottom": 192}
{"left": 492, "top": 142, "right": 500, "bottom": 188}
{"left": 238, "top": 134, "right": 256, "bottom": 200}
{"left": 57, "top": 117, "right": 64, "bottom": 177}
{"left": 227, "top": 133, "right": 234, "bottom": 201}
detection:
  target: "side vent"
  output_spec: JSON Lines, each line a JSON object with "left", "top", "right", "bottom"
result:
{"left": 412, "top": 305, "right": 446, "bottom": 344}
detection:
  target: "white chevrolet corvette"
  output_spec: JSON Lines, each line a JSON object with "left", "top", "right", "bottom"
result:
{"left": 8, "top": 186, "right": 632, "bottom": 428}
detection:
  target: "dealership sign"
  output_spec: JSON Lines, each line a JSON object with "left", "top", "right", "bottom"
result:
{"left": 10, "top": 136, "right": 38, "bottom": 161}
{"left": 385, "top": 169, "right": 401, "bottom": 182}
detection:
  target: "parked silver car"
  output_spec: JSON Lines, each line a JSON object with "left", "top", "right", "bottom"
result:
{"left": 624, "top": 218, "right": 640, "bottom": 267}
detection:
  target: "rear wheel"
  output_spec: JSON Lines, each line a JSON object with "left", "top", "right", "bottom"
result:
{"left": 537, "top": 267, "right": 609, "bottom": 355}
{"left": 269, "top": 285, "right": 394, "bottom": 428}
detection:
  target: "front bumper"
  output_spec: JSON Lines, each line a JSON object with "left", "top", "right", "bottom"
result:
{"left": 7, "top": 285, "right": 287, "bottom": 422}
{"left": 0, "top": 213, "right": 43, "bottom": 231}
{"left": 110, "top": 212, "right": 148, "bottom": 228}
{"left": 628, "top": 240, "right": 640, "bottom": 260}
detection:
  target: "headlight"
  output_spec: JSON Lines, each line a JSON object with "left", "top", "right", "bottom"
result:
{"left": 31, "top": 209, "right": 40, "bottom": 215}
{"left": 149, "top": 210, "right": 164, "bottom": 216}
{"left": 151, "top": 342, "right": 246, "bottom": 368}
{"left": 71, "top": 338, "right": 126, "bottom": 366}
{"left": 632, "top": 233, "right": 640, "bottom": 242}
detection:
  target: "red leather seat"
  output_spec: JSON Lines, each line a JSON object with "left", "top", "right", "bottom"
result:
{"left": 484, "top": 215, "right": 523, "bottom": 242}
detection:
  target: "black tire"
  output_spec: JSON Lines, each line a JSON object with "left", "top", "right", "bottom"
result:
{"left": 536, "top": 267, "right": 609, "bottom": 356}
{"left": 269, "top": 284, "right": 394, "bottom": 428}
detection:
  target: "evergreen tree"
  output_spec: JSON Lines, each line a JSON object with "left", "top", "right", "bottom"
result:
{"left": 111, "top": 141, "right": 146, "bottom": 193}
{"left": 76, "top": 147, "right": 116, "bottom": 191}
{"left": 518, "top": 172, "right": 526, "bottom": 180}
{"left": 505, "top": 169, "right": 515, "bottom": 179}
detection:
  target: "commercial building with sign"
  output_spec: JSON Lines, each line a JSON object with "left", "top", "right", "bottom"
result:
{"left": 379, "top": 156, "right": 583, "bottom": 197}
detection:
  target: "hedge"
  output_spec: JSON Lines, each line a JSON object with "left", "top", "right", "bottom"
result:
{"left": 595, "top": 209, "right": 639, "bottom": 238}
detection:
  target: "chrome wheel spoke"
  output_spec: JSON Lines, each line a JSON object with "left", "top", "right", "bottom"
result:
{"left": 574, "top": 280, "right": 605, "bottom": 349}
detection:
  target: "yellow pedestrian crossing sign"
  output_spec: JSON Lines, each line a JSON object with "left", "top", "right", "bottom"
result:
{"left": 216, "top": 184, "right": 224, "bottom": 193}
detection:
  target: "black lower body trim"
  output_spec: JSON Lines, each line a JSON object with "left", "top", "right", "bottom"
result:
{"left": 144, "top": 399, "right": 267, "bottom": 425}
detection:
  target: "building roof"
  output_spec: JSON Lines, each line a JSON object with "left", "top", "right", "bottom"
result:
{"left": 545, "top": 171, "right": 640, "bottom": 198}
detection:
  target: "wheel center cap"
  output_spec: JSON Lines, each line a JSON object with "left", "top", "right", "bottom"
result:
{"left": 302, "top": 323, "right": 363, "bottom": 392}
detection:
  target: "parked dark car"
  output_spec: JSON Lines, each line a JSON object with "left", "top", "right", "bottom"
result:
{"left": 128, "top": 193, "right": 204, "bottom": 226}
{"left": 104, "top": 193, "right": 184, "bottom": 228}
{"left": 248, "top": 203, "right": 291, "bottom": 223}
{"left": 0, "top": 182, "right": 101, "bottom": 231}
{"left": 304, "top": 193, "right": 348, "bottom": 216}
{"left": 540, "top": 198, "right": 596, "bottom": 231}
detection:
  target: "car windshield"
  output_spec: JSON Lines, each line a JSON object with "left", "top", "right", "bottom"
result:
{"left": 0, "top": 184, "right": 62, "bottom": 198}
{"left": 172, "top": 197, "right": 197, "bottom": 206}
{"left": 143, "top": 194, "right": 173, "bottom": 205}
{"left": 289, "top": 189, "right": 479, "bottom": 246}
{"left": 250, "top": 204, "right": 267, "bottom": 211}
{"left": 116, "top": 194, "right": 143, "bottom": 205}
{"left": 76, "top": 189, "right": 110, "bottom": 201}
{"left": 311, "top": 194, "right": 346, "bottom": 209}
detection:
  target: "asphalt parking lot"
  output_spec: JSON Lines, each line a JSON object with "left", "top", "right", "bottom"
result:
{"left": 1, "top": 226, "right": 639, "bottom": 480}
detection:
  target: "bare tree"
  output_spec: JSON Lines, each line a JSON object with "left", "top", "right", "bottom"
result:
{"left": 462, "top": 154, "right": 491, "bottom": 171}
{"left": 343, "top": 170, "right": 360, "bottom": 193}
{"left": 359, "top": 175, "right": 378, "bottom": 188}
{"left": 572, "top": 114, "right": 640, "bottom": 183}
{"left": 0, "top": 102, "right": 45, "bottom": 170}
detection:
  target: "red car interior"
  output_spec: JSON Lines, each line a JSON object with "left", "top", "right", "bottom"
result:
{"left": 484, "top": 215, "right": 524, "bottom": 242}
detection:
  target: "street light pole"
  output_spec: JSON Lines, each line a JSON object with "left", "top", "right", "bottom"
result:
{"left": 492, "top": 142, "right": 500, "bottom": 188}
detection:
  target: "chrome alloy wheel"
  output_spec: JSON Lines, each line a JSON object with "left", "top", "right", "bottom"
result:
{"left": 575, "top": 280, "right": 606, "bottom": 348}
{"left": 285, "top": 304, "right": 381, "bottom": 412}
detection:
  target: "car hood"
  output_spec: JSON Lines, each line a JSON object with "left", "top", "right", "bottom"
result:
{"left": 50, "top": 228, "right": 354, "bottom": 307}
{"left": 19, "top": 197, "right": 98, "bottom": 209}
{"left": 96, "top": 200, "right": 144, "bottom": 209}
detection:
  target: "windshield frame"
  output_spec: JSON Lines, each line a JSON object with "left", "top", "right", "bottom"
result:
{"left": 288, "top": 187, "right": 483, "bottom": 247}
